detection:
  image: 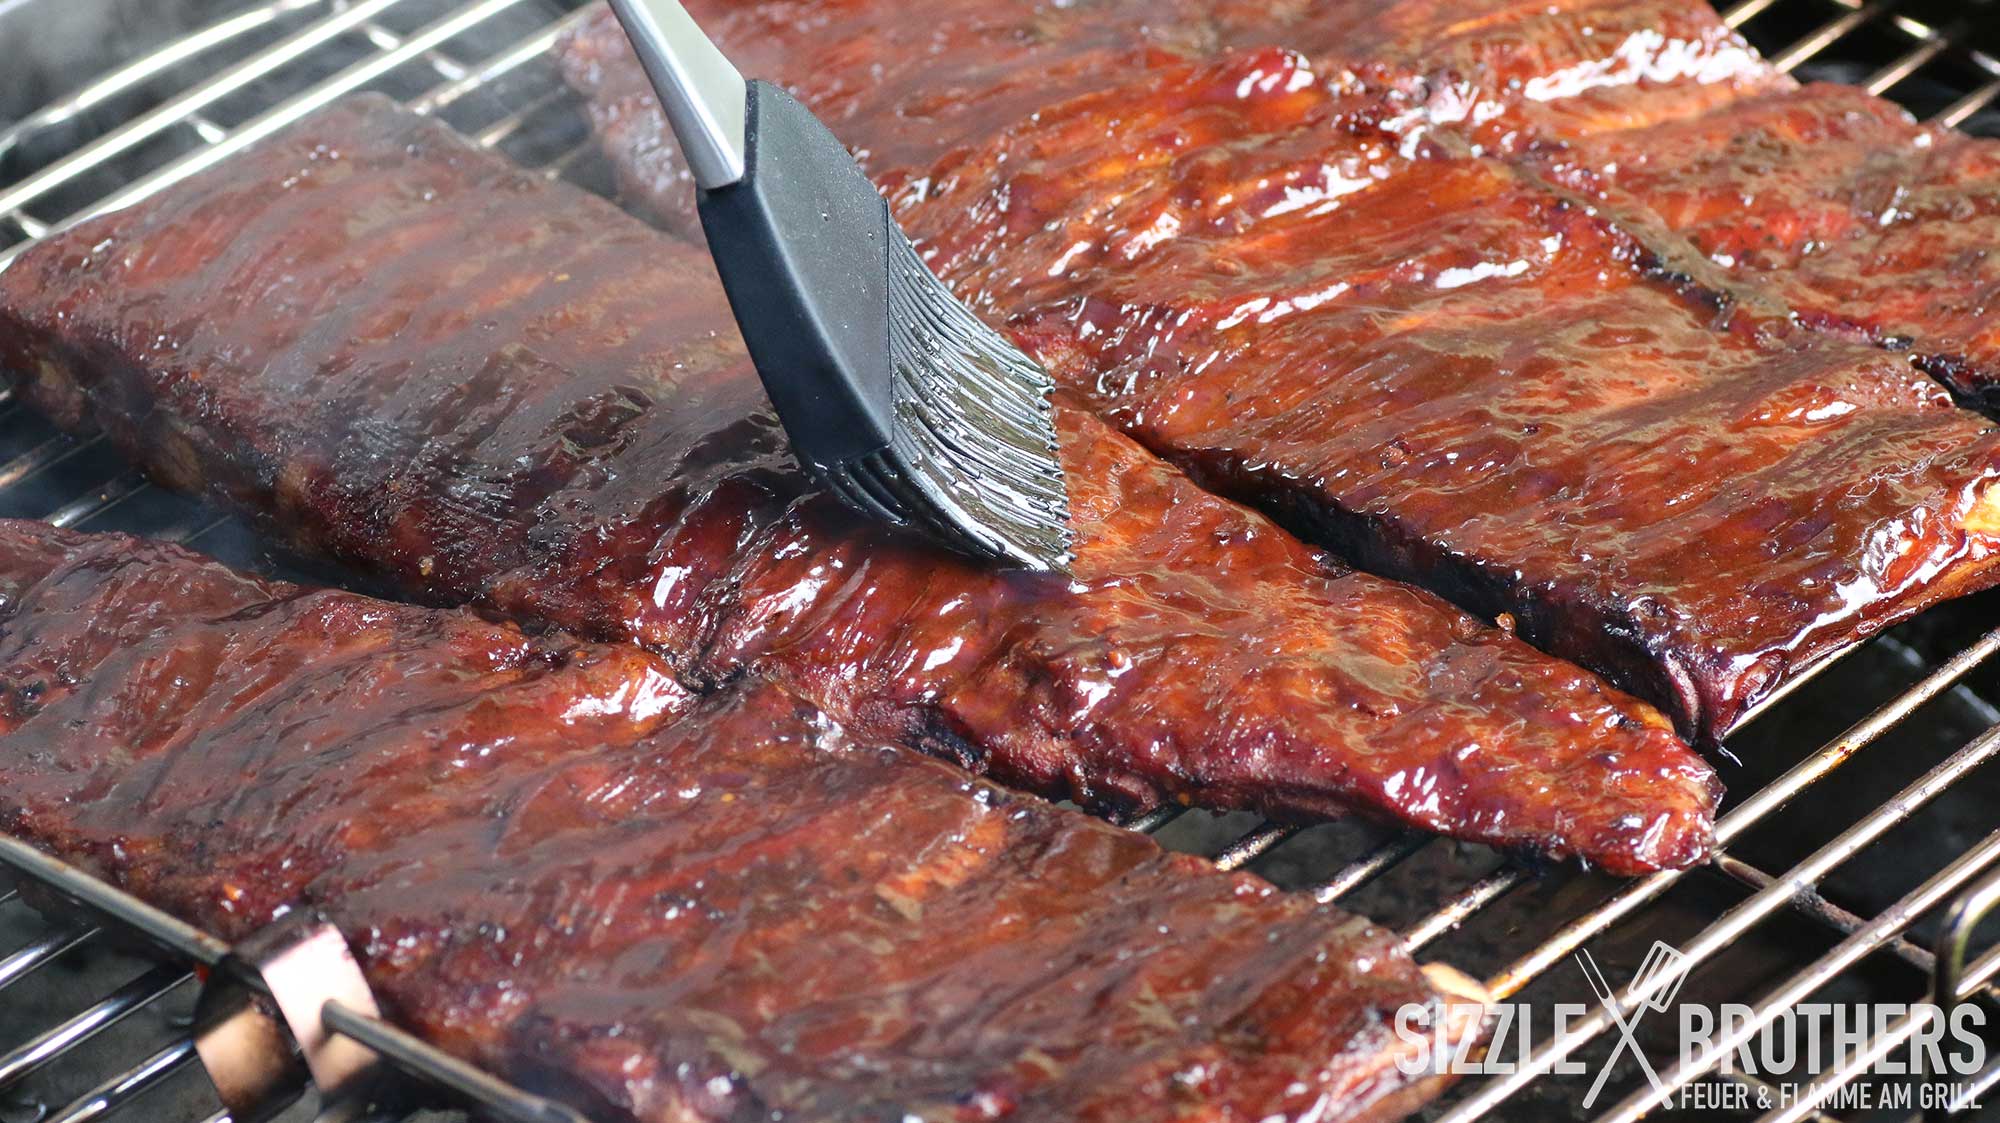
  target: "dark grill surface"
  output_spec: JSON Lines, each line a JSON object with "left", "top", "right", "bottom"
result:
{"left": 3, "top": 1, "right": 2000, "bottom": 1121}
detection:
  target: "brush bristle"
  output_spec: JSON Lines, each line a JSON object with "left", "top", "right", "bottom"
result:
{"left": 875, "top": 235, "right": 1074, "bottom": 571}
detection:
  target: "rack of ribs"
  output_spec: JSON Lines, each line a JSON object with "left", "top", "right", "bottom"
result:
{"left": 0, "top": 518, "right": 1485, "bottom": 1123}
{"left": 557, "top": 0, "right": 1785, "bottom": 243}
{"left": 0, "top": 95, "right": 1719, "bottom": 874}
{"left": 555, "top": 1, "right": 2000, "bottom": 743}
{"left": 1518, "top": 82, "right": 2000, "bottom": 411}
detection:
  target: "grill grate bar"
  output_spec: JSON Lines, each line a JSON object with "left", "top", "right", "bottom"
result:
{"left": 0, "top": 0, "right": 320, "bottom": 161}
{"left": 1722, "top": 0, "right": 1785, "bottom": 27}
{"left": 42, "top": 1037, "right": 202, "bottom": 1123}
{"left": 1867, "top": 34, "right": 1952, "bottom": 94}
{"left": 0, "top": 841, "right": 594, "bottom": 1123}
{"left": 320, "top": 998, "right": 588, "bottom": 1123}
{"left": 0, "top": 0, "right": 543, "bottom": 272}
{"left": 538, "top": 136, "right": 605, "bottom": 182}
{"left": 359, "top": 17, "right": 472, "bottom": 83}
{"left": 1212, "top": 824, "right": 1299, "bottom": 871}
{"left": 1123, "top": 806, "right": 1184, "bottom": 834}
{"left": 1816, "top": 867, "right": 2000, "bottom": 1120}
{"left": 0, "top": 923, "right": 97, "bottom": 992}
{"left": 166, "top": 513, "right": 235, "bottom": 547}
{"left": 475, "top": 88, "right": 567, "bottom": 146}
{"left": 1723, "top": 0, "right": 2000, "bottom": 109}
{"left": 1470, "top": 626, "right": 2000, "bottom": 1004}
{"left": 1600, "top": 829, "right": 2000, "bottom": 1122}
{"left": 0, "top": 836, "right": 230, "bottom": 969}
{"left": 1315, "top": 832, "right": 1429, "bottom": 902}
{"left": 45, "top": 472, "right": 152, "bottom": 529}
{"left": 1760, "top": 932, "right": 2000, "bottom": 1123}
{"left": 0, "top": 0, "right": 413, "bottom": 223}
{"left": 1600, "top": 827, "right": 2000, "bottom": 1111}
{"left": 7, "top": 212, "right": 49, "bottom": 240}
{"left": 1766, "top": 0, "right": 1893, "bottom": 72}
{"left": 1941, "top": 79, "right": 2000, "bottom": 129}
{"left": 1712, "top": 852, "right": 1938, "bottom": 975}
{"left": 408, "top": 7, "right": 598, "bottom": 115}
{"left": 1942, "top": 1060, "right": 2000, "bottom": 1121}
{"left": 1403, "top": 866, "right": 1516, "bottom": 951}
{"left": 0, "top": 434, "right": 89, "bottom": 490}
{"left": 185, "top": 115, "right": 228, "bottom": 145}
{"left": 0, "top": 963, "right": 192, "bottom": 1089}
{"left": 1436, "top": 717, "right": 2000, "bottom": 1121}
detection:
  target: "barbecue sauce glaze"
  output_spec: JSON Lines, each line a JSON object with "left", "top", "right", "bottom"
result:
{"left": 0, "top": 96, "right": 1719, "bottom": 874}
{"left": 0, "top": 520, "right": 1481, "bottom": 1123}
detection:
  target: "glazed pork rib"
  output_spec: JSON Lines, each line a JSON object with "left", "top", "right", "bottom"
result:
{"left": 559, "top": 6, "right": 2000, "bottom": 742}
{"left": 0, "top": 519, "right": 1482, "bottom": 1123}
{"left": 554, "top": 0, "right": 1229, "bottom": 243}
{"left": 1523, "top": 83, "right": 2000, "bottom": 409}
{"left": 923, "top": 70, "right": 2000, "bottom": 744}
{"left": 0, "top": 95, "right": 1718, "bottom": 874}
{"left": 559, "top": 0, "right": 1783, "bottom": 241}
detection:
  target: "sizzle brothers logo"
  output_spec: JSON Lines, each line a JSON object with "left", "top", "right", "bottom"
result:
{"left": 1392, "top": 941, "right": 1987, "bottom": 1114}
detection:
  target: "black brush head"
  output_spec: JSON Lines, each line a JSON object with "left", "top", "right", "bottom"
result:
{"left": 696, "top": 80, "right": 1071, "bottom": 570}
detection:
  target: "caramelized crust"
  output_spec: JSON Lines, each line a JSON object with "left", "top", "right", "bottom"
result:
{"left": 0, "top": 519, "right": 1478, "bottom": 1123}
{"left": 559, "top": 0, "right": 1230, "bottom": 240}
{"left": 559, "top": 0, "right": 1782, "bottom": 239}
{"left": 0, "top": 96, "right": 1717, "bottom": 872}
{"left": 942, "top": 68, "right": 2000, "bottom": 741}
{"left": 1325, "top": 0, "right": 1785, "bottom": 147}
{"left": 559, "top": 5, "right": 2000, "bottom": 741}
{"left": 1525, "top": 83, "right": 2000, "bottom": 407}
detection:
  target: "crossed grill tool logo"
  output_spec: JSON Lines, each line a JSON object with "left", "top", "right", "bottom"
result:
{"left": 1576, "top": 940, "right": 1694, "bottom": 1109}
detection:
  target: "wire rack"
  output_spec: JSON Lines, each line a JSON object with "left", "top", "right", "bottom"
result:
{"left": 2, "top": 0, "right": 2000, "bottom": 1121}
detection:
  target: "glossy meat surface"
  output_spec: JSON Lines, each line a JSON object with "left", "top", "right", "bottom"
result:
{"left": 0, "top": 519, "right": 1481, "bottom": 1123}
{"left": 560, "top": 0, "right": 1780, "bottom": 238}
{"left": 560, "top": 6, "right": 2000, "bottom": 742}
{"left": 1347, "top": 0, "right": 1783, "bottom": 147}
{"left": 1529, "top": 83, "right": 2000, "bottom": 407}
{"left": 0, "top": 96, "right": 1719, "bottom": 873}
{"left": 559, "top": 0, "right": 1220, "bottom": 241}
{"left": 916, "top": 65, "right": 2000, "bottom": 742}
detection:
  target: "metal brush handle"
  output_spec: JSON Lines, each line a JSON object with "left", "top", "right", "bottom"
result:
{"left": 607, "top": 0, "right": 1073, "bottom": 570}
{"left": 606, "top": 0, "right": 748, "bottom": 189}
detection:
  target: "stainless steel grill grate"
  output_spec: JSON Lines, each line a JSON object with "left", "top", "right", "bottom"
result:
{"left": 2, "top": 1, "right": 2000, "bottom": 1120}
